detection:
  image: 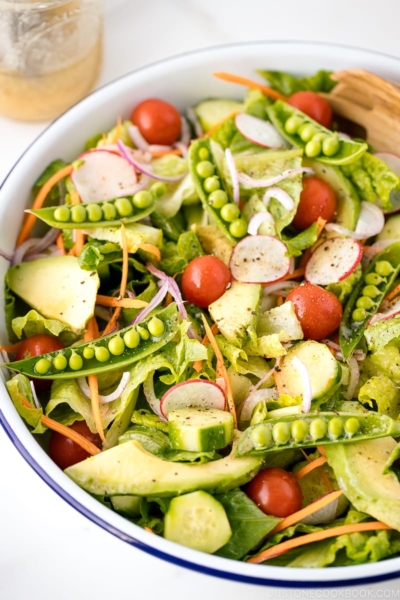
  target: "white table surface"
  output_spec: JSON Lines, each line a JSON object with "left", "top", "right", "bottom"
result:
{"left": 2, "top": 1, "right": 400, "bottom": 598}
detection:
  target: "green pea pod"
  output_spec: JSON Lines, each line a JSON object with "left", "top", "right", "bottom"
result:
{"left": 188, "top": 137, "right": 246, "bottom": 243}
{"left": 340, "top": 242, "right": 400, "bottom": 359}
{"left": 267, "top": 100, "right": 368, "bottom": 166}
{"left": 4, "top": 304, "right": 179, "bottom": 380}
{"left": 27, "top": 196, "right": 155, "bottom": 229}
{"left": 235, "top": 411, "right": 400, "bottom": 457}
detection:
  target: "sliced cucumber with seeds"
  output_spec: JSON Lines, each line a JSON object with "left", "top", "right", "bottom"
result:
{"left": 168, "top": 408, "right": 234, "bottom": 452}
{"left": 164, "top": 490, "right": 232, "bottom": 553}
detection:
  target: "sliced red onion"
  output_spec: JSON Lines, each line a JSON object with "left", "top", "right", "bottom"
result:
{"left": 131, "top": 279, "right": 169, "bottom": 325}
{"left": 128, "top": 125, "right": 150, "bottom": 151}
{"left": 148, "top": 144, "right": 173, "bottom": 153}
{"left": 344, "top": 356, "right": 360, "bottom": 400}
{"left": 11, "top": 238, "right": 41, "bottom": 266}
{"left": 239, "top": 388, "right": 278, "bottom": 423}
{"left": 143, "top": 371, "right": 167, "bottom": 421}
{"left": 326, "top": 201, "right": 385, "bottom": 241}
{"left": 0, "top": 248, "right": 12, "bottom": 262}
{"left": 29, "top": 227, "right": 61, "bottom": 256}
{"left": 247, "top": 211, "right": 275, "bottom": 236}
{"left": 323, "top": 339, "right": 341, "bottom": 352}
{"left": 225, "top": 148, "right": 240, "bottom": 205}
{"left": 173, "top": 141, "right": 188, "bottom": 158}
{"left": 263, "top": 187, "right": 295, "bottom": 211}
{"left": 77, "top": 372, "right": 130, "bottom": 404}
{"left": 186, "top": 107, "right": 203, "bottom": 137}
{"left": 30, "top": 381, "right": 42, "bottom": 409}
{"left": 126, "top": 289, "right": 136, "bottom": 298}
{"left": 117, "top": 140, "right": 187, "bottom": 183}
{"left": 263, "top": 281, "right": 299, "bottom": 295}
{"left": 237, "top": 167, "right": 314, "bottom": 189}
{"left": 24, "top": 246, "right": 63, "bottom": 262}
{"left": 178, "top": 116, "right": 191, "bottom": 146}
{"left": 292, "top": 356, "right": 312, "bottom": 413}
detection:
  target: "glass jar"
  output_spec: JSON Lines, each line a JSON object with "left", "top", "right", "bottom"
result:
{"left": 0, "top": 0, "right": 103, "bottom": 121}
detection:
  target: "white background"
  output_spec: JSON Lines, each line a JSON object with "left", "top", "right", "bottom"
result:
{"left": 1, "top": 1, "right": 400, "bottom": 598}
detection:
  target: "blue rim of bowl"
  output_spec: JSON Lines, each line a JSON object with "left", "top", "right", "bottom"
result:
{"left": 1, "top": 40, "right": 400, "bottom": 588}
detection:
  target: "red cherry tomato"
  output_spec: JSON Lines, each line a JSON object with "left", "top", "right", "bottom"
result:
{"left": 181, "top": 256, "right": 232, "bottom": 309}
{"left": 131, "top": 98, "right": 181, "bottom": 145}
{"left": 292, "top": 177, "right": 337, "bottom": 231}
{"left": 286, "top": 283, "right": 343, "bottom": 341}
{"left": 287, "top": 91, "right": 333, "bottom": 128}
{"left": 49, "top": 421, "right": 102, "bottom": 470}
{"left": 15, "top": 334, "right": 64, "bottom": 391}
{"left": 246, "top": 467, "right": 303, "bottom": 518}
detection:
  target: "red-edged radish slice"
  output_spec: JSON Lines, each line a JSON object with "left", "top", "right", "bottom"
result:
{"left": 247, "top": 211, "right": 275, "bottom": 235}
{"left": 301, "top": 492, "right": 340, "bottom": 525}
{"left": 305, "top": 237, "right": 363, "bottom": 285}
{"left": 72, "top": 149, "right": 139, "bottom": 203}
{"left": 374, "top": 152, "right": 400, "bottom": 175}
{"left": 230, "top": 235, "right": 291, "bottom": 284}
{"left": 160, "top": 379, "right": 226, "bottom": 419}
{"left": 326, "top": 201, "right": 385, "bottom": 240}
{"left": 368, "top": 297, "right": 400, "bottom": 326}
{"left": 235, "top": 113, "right": 288, "bottom": 148}
{"left": 291, "top": 356, "right": 312, "bottom": 413}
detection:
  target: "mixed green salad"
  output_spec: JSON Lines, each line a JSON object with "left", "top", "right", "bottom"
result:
{"left": 3, "top": 67, "right": 400, "bottom": 568}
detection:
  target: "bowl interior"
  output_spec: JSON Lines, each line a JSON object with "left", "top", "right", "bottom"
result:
{"left": 1, "top": 41, "right": 400, "bottom": 587}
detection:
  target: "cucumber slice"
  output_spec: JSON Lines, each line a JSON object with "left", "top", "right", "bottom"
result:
{"left": 193, "top": 99, "right": 243, "bottom": 132}
{"left": 275, "top": 340, "right": 341, "bottom": 401}
{"left": 110, "top": 495, "right": 141, "bottom": 517}
{"left": 164, "top": 490, "right": 232, "bottom": 553}
{"left": 168, "top": 408, "right": 234, "bottom": 452}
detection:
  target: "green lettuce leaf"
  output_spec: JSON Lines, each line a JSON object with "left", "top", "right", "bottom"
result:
{"left": 383, "top": 441, "right": 400, "bottom": 480}
{"left": 370, "top": 345, "right": 400, "bottom": 382}
{"left": 6, "top": 374, "right": 46, "bottom": 434}
{"left": 284, "top": 222, "right": 319, "bottom": 257}
{"left": 243, "top": 89, "right": 271, "bottom": 119}
{"left": 78, "top": 241, "right": 122, "bottom": 271}
{"left": 154, "top": 173, "right": 198, "bottom": 218}
{"left": 33, "top": 159, "right": 68, "bottom": 204}
{"left": 327, "top": 264, "right": 362, "bottom": 304}
{"left": 364, "top": 316, "right": 400, "bottom": 353}
{"left": 119, "top": 424, "right": 170, "bottom": 452}
{"left": 159, "top": 231, "right": 203, "bottom": 277}
{"left": 4, "top": 279, "right": 31, "bottom": 343}
{"left": 258, "top": 69, "right": 336, "bottom": 96}
{"left": 215, "top": 489, "right": 281, "bottom": 560}
{"left": 131, "top": 409, "right": 169, "bottom": 432}
{"left": 341, "top": 152, "right": 400, "bottom": 211}
{"left": 12, "top": 310, "right": 70, "bottom": 340}
{"left": 216, "top": 335, "right": 248, "bottom": 371}
{"left": 150, "top": 211, "right": 185, "bottom": 242}
{"left": 358, "top": 375, "right": 400, "bottom": 418}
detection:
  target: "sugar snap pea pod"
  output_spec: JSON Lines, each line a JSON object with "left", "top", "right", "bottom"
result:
{"left": 340, "top": 242, "right": 400, "bottom": 359}
{"left": 235, "top": 411, "right": 400, "bottom": 457}
{"left": 188, "top": 137, "right": 247, "bottom": 243}
{"left": 4, "top": 304, "right": 179, "bottom": 380}
{"left": 26, "top": 191, "right": 155, "bottom": 229}
{"left": 267, "top": 100, "right": 368, "bottom": 166}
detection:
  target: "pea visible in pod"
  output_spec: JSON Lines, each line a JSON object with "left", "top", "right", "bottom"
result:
{"left": 220, "top": 203, "right": 240, "bottom": 223}
{"left": 284, "top": 115, "right": 303, "bottom": 135}
{"left": 69, "top": 353, "right": 83, "bottom": 371}
{"left": 310, "top": 418, "right": 328, "bottom": 440}
{"left": 102, "top": 203, "right": 117, "bottom": 221}
{"left": 35, "top": 358, "right": 52, "bottom": 375}
{"left": 137, "top": 326, "right": 150, "bottom": 341}
{"left": 54, "top": 206, "right": 71, "bottom": 223}
{"left": 196, "top": 160, "right": 214, "bottom": 179}
{"left": 86, "top": 204, "right": 103, "bottom": 222}
{"left": 71, "top": 204, "right": 87, "bottom": 223}
{"left": 250, "top": 424, "right": 273, "bottom": 448}
{"left": 148, "top": 317, "right": 165, "bottom": 337}
{"left": 133, "top": 190, "right": 153, "bottom": 209}
{"left": 204, "top": 176, "right": 220, "bottom": 193}
{"left": 272, "top": 422, "right": 291, "bottom": 445}
{"left": 108, "top": 336, "right": 125, "bottom": 356}
{"left": 53, "top": 354, "right": 68, "bottom": 371}
{"left": 123, "top": 329, "right": 140, "bottom": 349}
{"left": 95, "top": 346, "right": 110, "bottom": 362}
{"left": 115, "top": 197, "right": 134, "bottom": 217}
{"left": 208, "top": 189, "right": 228, "bottom": 209}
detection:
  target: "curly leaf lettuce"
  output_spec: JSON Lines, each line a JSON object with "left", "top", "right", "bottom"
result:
{"left": 6, "top": 374, "right": 46, "bottom": 434}
{"left": 364, "top": 316, "right": 400, "bottom": 353}
{"left": 358, "top": 375, "right": 400, "bottom": 418}
{"left": 258, "top": 69, "right": 336, "bottom": 96}
{"left": 12, "top": 309, "right": 70, "bottom": 340}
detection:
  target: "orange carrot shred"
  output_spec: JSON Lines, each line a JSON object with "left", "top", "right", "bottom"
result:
{"left": 113, "top": 115, "right": 122, "bottom": 143}
{"left": 268, "top": 267, "right": 305, "bottom": 285}
{"left": 277, "top": 295, "right": 284, "bottom": 306}
{"left": 248, "top": 521, "right": 391, "bottom": 564}
{"left": 84, "top": 316, "right": 100, "bottom": 343}
{"left": 213, "top": 72, "right": 286, "bottom": 101}
{"left": 295, "top": 456, "right": 328, "bottom": 480}
{"left": 56, "top": 234, "right": 66, "bottom": 255}
{"left": 0, "top": 340, "right": 24, "bottom": 354}
{"left": 144, "top": 526, "right": 155, "bottom": 534}
{"left": 385, "top": 282, "right": 400, "bottom": 302}
{"left": 137, "top": 243, "right": 161, "bottom": 261}
{"left": 149, "top": 148, "right": 183, "bottom": 157}
{"left": 299, "top": 448, "right": 333, "bottom": 492}
{"left": 317, "top": 445, "right": 326, "bottom": 456}
{"left": 88, "top": 374, "right": 105, "bottom": 444}
{"left": 201, "top": 315, "right": 237, "bottom": 427}
{"left": 16, "top": 164, "right": 73, "bottom": 246}
{"left": 192, "top": 323, "right": 220, "bottom": 373}
{"left": 20, "top": 396, "right": 101, "bottom": 455}
{"left": 96, "top": 295, "right": 148, "bottom": 309}
{"left": 102, "top": 223, "right": 129, "bottom": 336}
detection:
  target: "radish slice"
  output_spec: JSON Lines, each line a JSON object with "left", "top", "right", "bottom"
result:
{"left": 305, "top": 237, "right": 363, "bottom": 286}
{"left": 301, "top": 492, "right": 340, "bottom": 525}
{"left": 368, "top": 297, "right": 400, "bottom": 325}
{"left": 230, "top": 235, "right": 291, "bottom": 284}
{"left": 291, "top": 356, "right": 312, "bottom": 413}
{"left": 77, "top": 372, "right": 130, "bottom": 404}
{"left": 326, "top": 201, "right": 385, "bottom": 240}
{"left": 263, "top": 187, "right": 295, "bottom": 211}
{"left": 225, "top": 148, "right": 240, "bottom": 204}
{"left": 247, "top": 211, "right": 275, "bottom": 235}
{"left": 237, "top": 167, "right": 314, "bottom": 189}
{"left": 344, "top": 356, "right": 359, "bottom": 400}
{"left": 160, "top": 379, "right": 226, "bottom": 419}
{"left": 117, "top": 140, "right": 187, "bottom": 183}
{"left": 235, "top": 113, "right": 288, "bottom": 148}
{"left": 71, "top": 150, "right": 139, "bottom": 203}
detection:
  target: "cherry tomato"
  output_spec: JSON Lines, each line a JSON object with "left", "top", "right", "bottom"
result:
{"left": 286, "top": 283, "right": 343, "bottom": 341}
{"left": 292, "top": 177, "right": 337, "bottom": 231}
{"left": 15, "top": 334, "right": 64, "bottom": 391}
{"left": 49, "top": 421, "right": 102, "bottom": 470}
{"left": 246, "top": 467, "right": 303, "bottom": 518}
{"left": 287, "top": 91, "right": 333, "bottom": 128}
{"left": 181, "top": 256, "right": 231, "bottom": 308}
{"left": 131, "top": 98, "right": 181, "bottom": 145}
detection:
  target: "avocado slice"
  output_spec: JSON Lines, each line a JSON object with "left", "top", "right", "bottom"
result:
{"left": 325, "top": 437, "right": 400, "bottom": 531}
{"left": 209, "top": 281, "right": 262, "bottom": 347}
{"left": 65, "top": 439, "right": 262, "bottom": 497}
{"left": 193, "top": 224, "right": 234, "bottom": 266}
{"left": 6, "top": 255, "right": 99, "bottom": 334}
{"left": 303, "top": 158, "right": 361, "bottom": 230}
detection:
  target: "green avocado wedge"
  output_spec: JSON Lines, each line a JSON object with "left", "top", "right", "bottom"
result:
{"left": 325, "top": 437, "right": 400, "bottom": 532}
{"left": 65, "top": 438, "right": 263, "bottom": 497}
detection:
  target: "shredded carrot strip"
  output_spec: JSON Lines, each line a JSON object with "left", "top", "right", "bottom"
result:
{"left": 0, "top": 340, "right": 24, "bottom": 354}
{"left": 203, "top": 110, "right": 240, "bottom": 137}
{"left": 149, "top": 148, "right": 183, "bottom": 157}
{"left": 385, "top": 282, "right": 400, "bottom": 302}
{"left": 192, "top": 323, "right": 220, "bottom": 373}
{"left": 20, "top": 396, "right": 101, "bottom": 455}
{"left": 88, "top": 374, "right": 105, "bottom": 444}
{"left": 300, "top": 217, "right": 327, "bottom": 267}
{"left": 248, "top": 521, "right": 391, "bottom": 564}
{"left": 144, "top": 526, "right": 155, "bottom": 534}
{"left": 201, "top": 315, "right": 237, "bottom": 427}
{"left": 299, "top": 448, "right": 333, "bottom": 492}
{"left": 84, "top": 316, "right": 100, "bottom": 343}
{"left": 16, "top": 164, "right": 73, "bottom": 246}
{"left": 277, "top": 295, "right": 284, "bottom": 306}
{"left": 113, "top": 115, "right": 122, "bottom": 143}
{"left": 56, "top": 234, "right": 66, "bottom": 255}
{"left": 268, "top": 490, "right": 344, "bottom": 537}
{"left": 317, "top": 445, "right": 326, "bottom": 456}
{"left": 102, "top": 223, "right": 129, "bottom": 336}
{"left": 295, "top": 456, "right": 328, "bottom": 480}
{"left": 164, "top": 291, "right": 173, "bottom": 307}
{"left": 137, "top": 243, "right": 161, "bottom": 261}
{"left": 213, "top": 72, "right": 286, "bottom": 101}
{"left": 96, "top": 295, "right": 148, "bottom": 309}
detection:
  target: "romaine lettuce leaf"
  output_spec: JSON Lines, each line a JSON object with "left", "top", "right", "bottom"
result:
{"left": 327, "top": 264, "right": 362, "bottom": 304}
{"left": 216, "top": 336, "right": 248, "bottom": 371}
{"left": 364, "top": 316, "right": 400, "bottom": 353}
{"left": 243, "top": 89, "right": 271, "bottom": 119}
{"left": 358, "top": 375, "right": 400, "bottom": 418}
{"left": 78, "top": 241, "right": 122, "bottom": 271}
{"left": 258, "top": 69, "right": 336, "bottom": 96}
{"left": 4, "top": 279, "right": 31, "bottom": 343}
{"left": 283, "top": 222, "right": 319, "bottom": 257}
{"left": 159, "top": 230, "right": 203, "bottom": 276}
{"left": 154, "top": 173, "right": 198, "bottom": 218}
{"left": 33, "top": 159, "right": 68, "bottom": 203}
{"left": 6, "top": 374, "right": 46, "bottom": 434}
{"left": 12, "top": 310, "right": 70, "bottom": 340}
{"left": 131, "top": 409, "right": 168, "bottom": 432}
{"left": 370, "top": 345, "right": 400, "bottom": 382}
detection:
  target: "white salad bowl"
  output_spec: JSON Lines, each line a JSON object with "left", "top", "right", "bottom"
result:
{"left": 1, "top": 41, "right": 400, "bottom": 588}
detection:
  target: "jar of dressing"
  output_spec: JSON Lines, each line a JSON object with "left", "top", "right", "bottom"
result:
{"left": 0, "top": 0, "right": 103, "bottom": 121}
